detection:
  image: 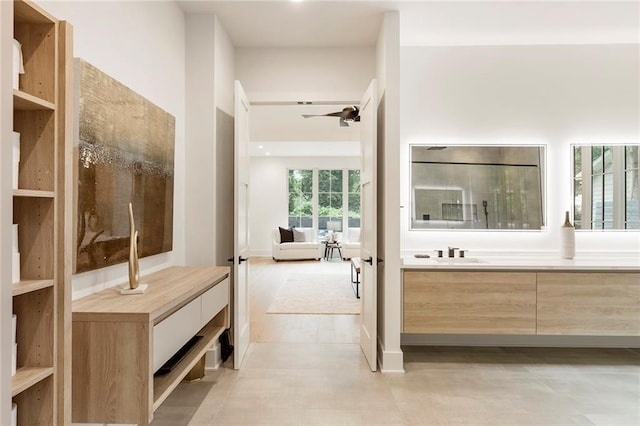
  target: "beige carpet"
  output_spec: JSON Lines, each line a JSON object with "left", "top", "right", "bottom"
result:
{"left": 267, "top": 273, "right": 360, "bottom": 315}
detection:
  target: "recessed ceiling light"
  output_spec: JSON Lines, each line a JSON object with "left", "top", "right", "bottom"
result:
{"left": 258, "top": 145, "right": 264, "bottom": 149}
{"left": 265, "top": 152, "right": 271, "bottom": 156}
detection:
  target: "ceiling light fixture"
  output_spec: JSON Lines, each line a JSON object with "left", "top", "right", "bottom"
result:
{"left": 258, "top": 145, "right": 264, "bottom": 149}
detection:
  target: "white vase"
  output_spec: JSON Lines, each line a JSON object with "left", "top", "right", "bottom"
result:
{"left": 560, "top": 211, "right": 575, "bottom": 259}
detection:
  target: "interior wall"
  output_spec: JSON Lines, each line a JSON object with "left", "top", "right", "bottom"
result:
{"left": 249, "top": 156, "right": 360, "bottom": 256}
{"left": 36, "top": 1, "right": 186, "bottom": 298}
{"left": 214, "top": 18, "right": 235, "bottom": 267}
{"left": 401, "top": 44, "right": 640, "bottom": 256}
{"left": 184, "top": 13, "right": 235, "bottom": 273}
{"left": 235, "top": 47, "right": 375, "bottom": 102}
{"left": 376, "top": 11, "right": 403, "bottom": 373}
{"left": 185, "top": 15, "right": 216, "bottom": 268}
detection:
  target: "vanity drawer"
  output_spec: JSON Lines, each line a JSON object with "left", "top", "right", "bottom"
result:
{"left": 537, "top": 272, "right": 640, "bottom": 336}
{"left": 403, "top": 271, "right": 537, "bottom": 334}
{"left": 201, "top": 278, "right": 229, "bottom": 328}
{"left": 153, "top": 296, "right": 201, "bottom": 372}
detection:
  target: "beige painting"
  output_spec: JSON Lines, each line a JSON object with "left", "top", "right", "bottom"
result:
{"left": 76, "top": 59, "right": 175, "bottom": 273}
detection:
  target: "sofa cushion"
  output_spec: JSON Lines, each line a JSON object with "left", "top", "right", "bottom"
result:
{"left": 292, "top": 229, "right": 306, "bottom": 242}
{"left": 279, "top": 242, "right": 318, "bottom": 250}
{"left": 279, "top": 227, "right": 294, "bottom": 243}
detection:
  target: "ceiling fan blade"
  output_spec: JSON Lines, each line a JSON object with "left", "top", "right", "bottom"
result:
{"left": 301, "top": 105, "right": 360, "bottom": 126}
{"left": 302, "top": 111, "right": 343, "bottom": 118}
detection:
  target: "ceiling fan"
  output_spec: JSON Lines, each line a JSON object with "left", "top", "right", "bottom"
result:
{"left": 302, "top": 105, "right": 360, "bottom": 127}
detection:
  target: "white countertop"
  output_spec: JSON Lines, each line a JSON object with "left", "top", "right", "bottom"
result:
{"left": 402, "top": 255, "right": 640, "bottom": 271}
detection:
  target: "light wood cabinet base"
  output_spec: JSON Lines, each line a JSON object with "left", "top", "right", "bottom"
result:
{"left": 537, "top": 272, "right": 640, "bottom": 336}
{"left": 403, "top": 271, "right": 537, "bottom": 334}
{"left": 403, "top": 270, "right": 640, "bottom": 338}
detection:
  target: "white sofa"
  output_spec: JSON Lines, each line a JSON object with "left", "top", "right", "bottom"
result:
{"left": 272, "top": 228, "right": 322, "bottom": 261}
{"left": 341, "top": 228, "right": 361, "bottom": 260}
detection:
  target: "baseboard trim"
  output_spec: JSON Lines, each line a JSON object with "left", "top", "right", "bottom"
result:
{"left": 378, "top": 337, "right": 405, "bottom": 373}
{"left": 401, "top": 333, "right": 640, "bottom": 348}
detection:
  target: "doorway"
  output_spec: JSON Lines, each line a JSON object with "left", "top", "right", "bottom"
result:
{"left": 234, "top": 80, "right": 378, "bottom": 371}
{"left": 247, "top": 102, "right": 363, "bottom": 344}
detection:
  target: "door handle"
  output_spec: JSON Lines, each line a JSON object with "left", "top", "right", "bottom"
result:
{"left": 364, "top": 257, "right": 383, "bottom": 265}
{"left": 228, "top": 256, "right": 249, "bottom": 264}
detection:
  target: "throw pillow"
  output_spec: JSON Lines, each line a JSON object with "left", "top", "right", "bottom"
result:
{"left": 278, "top": 226, "right": 294, "bottom": 243}
{"left": 292, "top": 229, "right": 306, "bottom": 242}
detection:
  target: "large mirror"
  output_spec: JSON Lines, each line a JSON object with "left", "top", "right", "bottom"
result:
{"left": 572, "top": 144, "right": 639, "bottom": 230}
{"left": 410, "top": 145, "right": 546, "bottom": 230}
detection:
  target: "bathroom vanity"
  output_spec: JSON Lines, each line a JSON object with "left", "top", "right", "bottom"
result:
{"left": 402, "top": 256, "right": 640, "bottom": 339}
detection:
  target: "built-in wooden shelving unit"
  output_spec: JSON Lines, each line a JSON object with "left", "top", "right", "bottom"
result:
{"left": 8, "top": 0, "right": 73, "bottom": 424}
{"left": 13, "top": 90, "right": 55, "bottom": 111}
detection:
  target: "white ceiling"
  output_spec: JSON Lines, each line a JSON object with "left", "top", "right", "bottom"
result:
{"left": 178, "top": 1, "right": 387, "bottom": 47}
{"left": 178, "top": 1, "right": 639, "bottom": 48}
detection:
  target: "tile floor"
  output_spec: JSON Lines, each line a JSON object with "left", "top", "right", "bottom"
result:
{"left": 151, "top": 258, "right": 640, "bottom": 425}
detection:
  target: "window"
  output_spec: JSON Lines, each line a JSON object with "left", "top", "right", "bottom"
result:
{"left": 573, "top": 147, "right": 582, "bottom": 228}
{"left": 318, "top": 170, "right": 343, "bottom": 236}
{"left": 348, "top": 170, "right": 361, "bottom": 229}
{"left": 286, "top": 168, "right": 361, "bottom": 239}
{"left": 626, "top": 145, "right": 639, "bottom": 229}
{"left": 573, "top": 144, "right": 639, "bottom": 230}
{"left": 288, "top": 169, "right": 313, "bottom": 228}
{"left": 590, "top": 146, "right": 613, "bottom": 229}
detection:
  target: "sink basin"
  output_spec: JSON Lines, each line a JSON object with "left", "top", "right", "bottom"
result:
{"left": 433, "top": 257, "right": 488, "bottom": 264}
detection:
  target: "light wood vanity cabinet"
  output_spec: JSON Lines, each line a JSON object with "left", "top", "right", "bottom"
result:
{"left": 403, "top": 271, "right": 537, "bottom": 334}
{"left": 403, "top": 270, "right": 640, "bottom": 337}
{"left": 537, "top": 272, "right": 640, "bottom": 336}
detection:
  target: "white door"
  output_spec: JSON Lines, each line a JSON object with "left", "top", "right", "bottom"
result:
{"left": 359, "top": 80, "right": 378, "bottom": 371}
{"left": 233, "top": 81, "right": 250, "bottom": 369}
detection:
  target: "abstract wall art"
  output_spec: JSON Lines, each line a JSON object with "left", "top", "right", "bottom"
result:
{"left": 75, "top": 59, "right": 175, "bottom": 273}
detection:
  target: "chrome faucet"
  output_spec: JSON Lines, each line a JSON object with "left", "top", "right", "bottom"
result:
{"left": 448, "top": 247, "right": 459, "bottom": 257}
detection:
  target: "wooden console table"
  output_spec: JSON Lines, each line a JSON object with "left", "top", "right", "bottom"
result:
{"left": 72, "top": 266, "right": 230, "bottom": 424}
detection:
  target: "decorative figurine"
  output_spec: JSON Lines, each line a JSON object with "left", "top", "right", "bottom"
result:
{"left": 121, "top": 203, "right": 148, "bottom": 294}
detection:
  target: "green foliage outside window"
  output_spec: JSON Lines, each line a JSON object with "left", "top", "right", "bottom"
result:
{"left": 288, "top": 169, "right": 313, "bottom": 217}
{"left": 287, "top": 168, "right": 361, "bottom": 230}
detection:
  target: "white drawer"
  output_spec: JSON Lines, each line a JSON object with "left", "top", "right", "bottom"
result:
{"left": 201, "top": 278, "right": 229, "bottom": 328}
{"left": 152, "top": 296, "right": 201, "bottom": 372}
